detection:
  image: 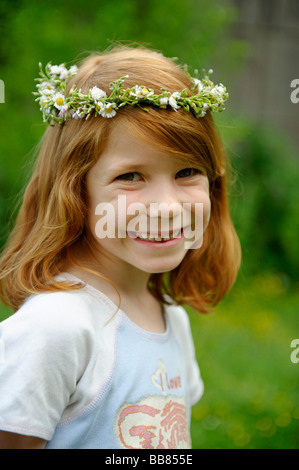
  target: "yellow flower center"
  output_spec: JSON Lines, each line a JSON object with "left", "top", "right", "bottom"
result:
{"left": 142, "top": 88, "right": 149, "bottom": 95}
{"left": 106, "top": 104, "right": 113, "bottom": 113}
{"left": 56, "top": 97, "right": 64, "bottom": 106}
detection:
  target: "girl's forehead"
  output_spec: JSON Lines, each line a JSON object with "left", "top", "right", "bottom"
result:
{"left": 95, "top": 125, "right": 199, "bottom": 171}
{"left": 96, "top": 139, "right": 180, "bottom": 171}
{"left": 100, "top": 121, "right": 202, "bottom": 164}
{"left": 87, "top": 110, "right": 216, "bottom": 179}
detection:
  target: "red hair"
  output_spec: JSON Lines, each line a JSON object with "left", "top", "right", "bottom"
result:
{"left": 0, "top": 45, "right": 241, "bottom": 313}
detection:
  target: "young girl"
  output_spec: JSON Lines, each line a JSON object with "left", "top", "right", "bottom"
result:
{"left": 0, "top": 46, "right": 241, "bottom": 449}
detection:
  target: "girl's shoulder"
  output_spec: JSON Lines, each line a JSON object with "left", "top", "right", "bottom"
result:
{"left": 1, "top": 283, "right": 117, "bottom": 343}
{"left": 164, "top": 299, "right": 194, "bottom": 343}
{"left": 0, "top": 286, "right": 119, "bottom": 389}
{"left": 0, "top": 287, "right": 119, "bottom": 440}
{"left": 164, "top": 296, "right": 190, "bottom": 325}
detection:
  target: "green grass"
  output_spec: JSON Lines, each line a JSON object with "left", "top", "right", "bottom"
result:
{"left": 0, "top": 272, "right": 298, "bottom": 449}
{"left": 188, "top": 273, "right": 299, "bottom": 449}
{"left": 0, "top": 303, "right": 13, "bottom": 322}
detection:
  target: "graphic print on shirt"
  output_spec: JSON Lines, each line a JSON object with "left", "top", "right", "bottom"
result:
{"left": 115, "top": 360, "right": 191, "bottom": 449}
{"left": 151, "top": 359, "right": 182, "bottom": 394}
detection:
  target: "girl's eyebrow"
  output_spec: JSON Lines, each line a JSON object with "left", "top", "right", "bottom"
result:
{"left": 106, "top": 162, "right": 149, "bottom": 174}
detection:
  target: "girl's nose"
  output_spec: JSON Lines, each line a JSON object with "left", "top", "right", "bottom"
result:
{"left": 149, "top": 200, "right": 182, "bottom": 220}
{"left": 145, "top": 182, "right": 184, "bottom": 231}
{"left": 149, "top": 177, "right": 181, "bottom": 201}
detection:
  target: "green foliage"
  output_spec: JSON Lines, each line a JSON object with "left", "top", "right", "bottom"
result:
{"left": 188, "top": 274, "right": 299, "bottom": 449}
{"left": 216, "top": 115, "right": 299, "bottom": 281}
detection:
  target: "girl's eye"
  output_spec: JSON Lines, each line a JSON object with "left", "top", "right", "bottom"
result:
{"left": 116, "top": 172, "right": 141, "bottom": 182}
{"left": 176, "top": 168, "right": 201, "bottom": 178}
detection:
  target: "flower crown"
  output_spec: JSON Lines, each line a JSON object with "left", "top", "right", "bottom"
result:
{"left": 33, "top": 61, "right": 229, "bottom": 125}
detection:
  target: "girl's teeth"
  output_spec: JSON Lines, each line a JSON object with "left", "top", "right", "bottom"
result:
{"left": 134, "top": 230, "right": 182, "bottom": 241}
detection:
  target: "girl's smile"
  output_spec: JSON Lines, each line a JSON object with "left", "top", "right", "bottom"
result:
{"left": 127, "top": 226, "right": 186, "bottom": 247}
{"left": 86, "top": 123, "right": 211, "bottom": 275}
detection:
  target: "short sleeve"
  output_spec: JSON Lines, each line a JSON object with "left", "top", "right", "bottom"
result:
{"left": 182, "top": 312, "right": 204, "bottom": 406}
{"left": 167, "top": 305, "right": 204, "bottom": 406}
{"left": 0, "top": 293, "right": 90, "bottom": 440}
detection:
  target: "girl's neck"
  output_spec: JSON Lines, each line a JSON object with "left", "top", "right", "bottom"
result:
{"left": 62, "top": 250, "right": 151, "bottom": 304}
{"left": 62, "top": 256, "right": 166, "bottom": 334}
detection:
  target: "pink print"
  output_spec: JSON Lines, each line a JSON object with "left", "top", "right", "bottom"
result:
{"left": 161, "top": 401, "right": 188, "bottom": 449}
{"left": 118, "top": 404, "right": 160, "bottom": 449}
{"left": 129, "top": 426, "right": 157, "bottom": 449}
{"left": 116, "top": 396, "right": 190, "bottom": 449}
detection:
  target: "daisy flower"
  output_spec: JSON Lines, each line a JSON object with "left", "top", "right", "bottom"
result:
{"left": 100, "top": 102, "right": 117, "bottom": 118}
{"left": 68, "top": 65, "right": 78, "bottom": 76}
{"left": 71, "top": 108, "right": 86, "bottom": 119}
{"left": 211, "top": 85, "right": 226, "bottom": 98}
{"left": 37, "top": 81, "right": 55, "bottom": 94}
{"left": 50, "top": 64, "right": 69, "bottom": 80}
{"left": 130, "top": 86, "right": 154, "bottom": 99}
{"left": 159, "top": 97, "right": 169, "bottom": 108}
{"left": 53, "top": 92, "right": 66, "bottom": 110}
{"left": 58, "top": 106, "right": 68, "bottom": 118}
{"left": 49, "top": 65, "right": 61, "bottom": 76}
{"left": 39, "top": 96, "right": 51, "bottom": 110}
{"left": 169, "top": 92, "right": 181, "bottom": 111}
{"left": 95, "top": 101, "right": 104, "bottom": 115}
{"left": 193, "top": 78, "right": 203, "bottom": 93}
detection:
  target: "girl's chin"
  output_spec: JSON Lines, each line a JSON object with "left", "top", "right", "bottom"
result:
{"left": 133, "top": 256, "right": 186, "bottom": 275}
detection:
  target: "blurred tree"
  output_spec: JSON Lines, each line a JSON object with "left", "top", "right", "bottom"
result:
{"left": 220, "top": 117, "right": 299, "bottom": 282}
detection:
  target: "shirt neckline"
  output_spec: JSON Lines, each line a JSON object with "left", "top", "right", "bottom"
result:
{"left": 57, "top": 272, "right": 170, "bottom": 340}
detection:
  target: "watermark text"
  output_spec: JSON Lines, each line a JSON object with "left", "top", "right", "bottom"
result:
{"left": 290, "top": 79, "right": 299, "bottom": 104}
{"left": 290, "top": 339, "right": 299, "bottom": 364}
{"left": 0, "top": 80, "right": 4, "bottom": 103}
{"left": 94, "top": 196, "right": 205, "bottom": 249}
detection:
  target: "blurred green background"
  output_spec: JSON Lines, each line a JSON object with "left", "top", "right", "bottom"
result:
{"left": 0, "top": 0, "right": 298, "bottom": 449}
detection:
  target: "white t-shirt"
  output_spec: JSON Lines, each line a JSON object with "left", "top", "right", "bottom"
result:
{"left": 0, "top": 273, "right": 204, "bottom": 449}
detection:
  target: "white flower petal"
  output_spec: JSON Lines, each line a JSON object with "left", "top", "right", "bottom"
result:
{"left": 50, "top": 65, "right": 60, "bottom": 76}
{"left": 90, "top": 86, "right": 107, "bottom": 101}
{"left": 69, "top": 65, "right": 78, "bottom": 76}
{"left": 169, "top": 94, "right": 181, "bottom": 110}
{"left": 99, "top": 102, "right": 117, "bottom": 118}
{"left": 53, "top": 92, "right": 66, "bottom": 109}
{"left": 193, "top": 78, "right": 203, "bottom": 93}
{"left": 159, "top": 97, "right": 169, "bottom": 108}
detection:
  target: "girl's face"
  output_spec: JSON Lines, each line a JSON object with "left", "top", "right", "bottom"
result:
{"left": 86, "top": 124, "right": 211, "bottom": 275}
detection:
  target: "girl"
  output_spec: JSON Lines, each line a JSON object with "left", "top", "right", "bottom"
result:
{"left": 0, "top": 46, "right": 241, "bottom": 449}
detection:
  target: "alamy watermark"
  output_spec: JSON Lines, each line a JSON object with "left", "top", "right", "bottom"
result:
{"left": 290, "top": 339, "right": 299, "bottom": 364}
{"left": 290, "top": 79, "right": 299, "bottom": 104}
{"left": 94, "top": 196, "right": 205, "bottom": 249}
{"left": 0, "top": 79, "right": 4, "bottom": 103}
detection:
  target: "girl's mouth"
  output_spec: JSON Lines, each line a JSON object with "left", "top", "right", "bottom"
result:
{"left": 127, "top": 227, "right": 186, "bottom": 247}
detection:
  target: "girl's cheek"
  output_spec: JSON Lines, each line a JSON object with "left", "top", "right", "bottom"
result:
{"left": 190, "top": 189, "right": 211, "bottom": 232}
{"left": 203, "top": 197, "right": 211, "bottom": 231}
